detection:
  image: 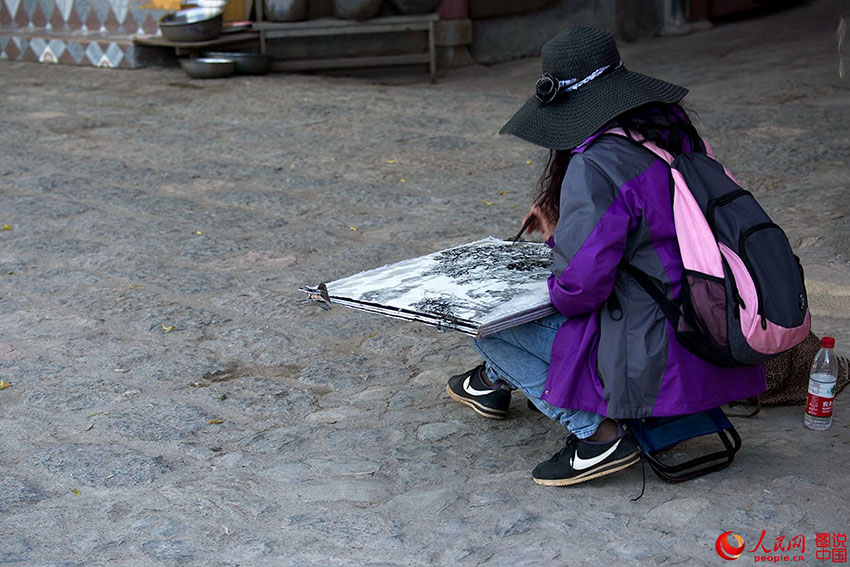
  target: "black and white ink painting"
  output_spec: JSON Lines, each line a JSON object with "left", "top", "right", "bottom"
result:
{"left": 301, "top": 237, "right": 556, "bottom": 337}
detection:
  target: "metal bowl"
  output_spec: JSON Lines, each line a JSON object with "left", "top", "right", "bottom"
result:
{"left": 202, "top": 51, "right": 272, "bottom": 75}
{"left": 179, "top": 57, "right": 235, "bottom": 79}
{"left": 159, "top": 8, "right": 223, "bottom": 42}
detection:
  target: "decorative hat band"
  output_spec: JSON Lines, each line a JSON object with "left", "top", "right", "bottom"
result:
{"left": 534, "top": 59, "right": 624, "bottom": 104}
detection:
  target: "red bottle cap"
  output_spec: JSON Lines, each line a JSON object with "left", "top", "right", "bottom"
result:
{"left": 821, "top": 337, "right": 835, "bottom": 348}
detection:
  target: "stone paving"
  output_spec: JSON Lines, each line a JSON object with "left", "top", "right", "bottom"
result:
{"left": 1, "top": 1, "right": 850, "bottom": 565}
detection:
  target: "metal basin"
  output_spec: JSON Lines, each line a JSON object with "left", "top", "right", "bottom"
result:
{"left": 179, "top": 58, "right": 235, "bottom": 79}
{"left": 159, "top": 8, "right": 223, "bottom": 42}
{"left": 203, "top": 51, "right": 272, "bottom": 75}
{"left": 389, "top": 0, "right": 441, "bottom": 14}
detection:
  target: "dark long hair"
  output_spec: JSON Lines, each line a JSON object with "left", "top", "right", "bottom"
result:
{"left": 534, "top": 102, "right": 700, "bottom": 221}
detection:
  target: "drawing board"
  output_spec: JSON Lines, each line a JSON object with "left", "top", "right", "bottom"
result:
{"left": 301, "top": 237, "right": 556, "bottom": 337}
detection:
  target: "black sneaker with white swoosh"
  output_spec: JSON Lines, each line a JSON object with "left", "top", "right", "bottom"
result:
{"left": 532, "top": 427, "right": 641, "bottom": 486}
{"left": 446, "top": 364, "right": 512, "bottom": 420}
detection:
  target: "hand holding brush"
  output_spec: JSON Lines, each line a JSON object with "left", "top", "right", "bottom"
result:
{"left": 511, "top": 203, "right": 556, "bottom": 243}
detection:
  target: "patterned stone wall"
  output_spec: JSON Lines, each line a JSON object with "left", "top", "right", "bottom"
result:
{"left": 0, "top": 0, "right": 167, "bottom": 67}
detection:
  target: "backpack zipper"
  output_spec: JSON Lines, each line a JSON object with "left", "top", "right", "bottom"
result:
{"left": 706, "top": 189, "right": 752, "bottom": 232}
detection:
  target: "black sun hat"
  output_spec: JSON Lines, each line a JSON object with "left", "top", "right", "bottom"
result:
{"left": 500, "top": 26, "right": 689, "bottom": 150}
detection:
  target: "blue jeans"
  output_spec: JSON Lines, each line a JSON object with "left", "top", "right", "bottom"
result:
{"left": 472, "top": 313, "right": 606, "bottom": 439}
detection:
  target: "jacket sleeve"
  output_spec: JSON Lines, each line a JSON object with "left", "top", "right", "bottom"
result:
{"left": 548, "top": 154, "right": 633, "bottom": 317}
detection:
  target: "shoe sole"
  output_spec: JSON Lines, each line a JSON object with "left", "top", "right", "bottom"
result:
{"left": 532, "top": 451, "right": 641, "bottom": 486}
{"left": 446, "top": 384, "right": 507, "bottom": 420}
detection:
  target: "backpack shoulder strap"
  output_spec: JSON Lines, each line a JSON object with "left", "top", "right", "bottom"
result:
{"left": 622, "top": 263, "right": 680, "bottom": 325}
{"left": 588, "top": 127, "right": 714, "bottom": 164}
{"left": 587, "top": 127, "right": 676, "bottom": 165}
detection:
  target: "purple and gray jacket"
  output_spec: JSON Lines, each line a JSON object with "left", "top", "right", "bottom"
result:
{"left": 541, "top": 131, "right": 766, "bottom": 418}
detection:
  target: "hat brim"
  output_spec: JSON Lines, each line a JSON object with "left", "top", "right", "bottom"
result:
{"left": 499, "top": 67, "right": 688, "bottom": 150}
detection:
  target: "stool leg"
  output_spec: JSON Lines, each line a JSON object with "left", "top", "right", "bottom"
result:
{"left": 428, "top": 20, "right": 436, "bottom": 83}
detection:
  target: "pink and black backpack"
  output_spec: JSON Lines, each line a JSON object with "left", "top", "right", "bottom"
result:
{"left": 607, "top": 128, "right": 811, "bottom": 366}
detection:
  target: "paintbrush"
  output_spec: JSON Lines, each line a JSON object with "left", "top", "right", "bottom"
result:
{"left": 510, "top": 216, "right": 534, "bottom": 244}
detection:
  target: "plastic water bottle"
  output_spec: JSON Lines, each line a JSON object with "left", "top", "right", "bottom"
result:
{"left": 804, "top": 337, "right": 838, "bottom": 430}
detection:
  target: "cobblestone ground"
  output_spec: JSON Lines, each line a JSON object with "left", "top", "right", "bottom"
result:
{"left": 1, "top": 1, "right": 850, "bottom": 565}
